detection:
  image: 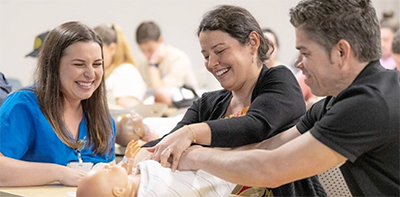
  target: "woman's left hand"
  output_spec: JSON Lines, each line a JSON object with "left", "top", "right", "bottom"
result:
{"left": 146, "top": 126, "right": 193, "bottom": 171}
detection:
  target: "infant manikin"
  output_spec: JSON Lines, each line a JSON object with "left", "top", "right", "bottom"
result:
{"left": 115, "top": 112, "right": 157, "bottom": 147}
{"left": 77, "top": 140, "right": 141, "bottom": 197}
{"left": 76, "top": 141, "right": 235, "bottom": 197}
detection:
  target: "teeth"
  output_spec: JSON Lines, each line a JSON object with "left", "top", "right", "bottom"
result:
{"left": 216, "top": 68, "right": 229, "bottom": 77}
{"left": 77, "top": 82, "right": 92, "bottom": 87}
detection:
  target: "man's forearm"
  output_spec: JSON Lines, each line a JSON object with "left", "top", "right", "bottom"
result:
{"left": 148, "top": 66, "right": 163, "bottom": 88}
{"left": 185, "top": 147, "right": 280, "bottom": 187}
{"left": 234, "top": 126, "right": 301, "bottom": 151}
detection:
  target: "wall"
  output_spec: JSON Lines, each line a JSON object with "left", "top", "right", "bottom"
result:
{"left": 0, "top": 0, "right": 398, "bottom": 90}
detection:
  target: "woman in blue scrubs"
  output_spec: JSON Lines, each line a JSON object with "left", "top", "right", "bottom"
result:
{"left": 0, "top": 21, "right": 116, "bottom": 187}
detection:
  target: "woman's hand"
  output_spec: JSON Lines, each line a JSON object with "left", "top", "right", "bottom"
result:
{"left": 58, "top": 167, "right": 87, "bottom": 186}
{"left": 146, "top": 126, "right": 193, "bottom": 171}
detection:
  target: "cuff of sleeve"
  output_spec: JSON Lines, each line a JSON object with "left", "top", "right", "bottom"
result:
{"left": 296, "top": 122, "right": 308, "bottom": 134}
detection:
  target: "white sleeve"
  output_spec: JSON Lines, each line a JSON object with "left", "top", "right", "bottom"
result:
{"left": 107, "top": 64, "right": 147, "bottom": 102}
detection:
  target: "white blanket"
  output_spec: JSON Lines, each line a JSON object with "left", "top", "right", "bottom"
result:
{"left": 137, "top": 160, "right": 235, "bottom": 197}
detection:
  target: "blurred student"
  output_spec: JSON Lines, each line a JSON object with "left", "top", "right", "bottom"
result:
{"left": 0, "top": 72, "right": 11, "bottom": 106}
{"left": 94, "top": 24, "right": 146, "bottom": 109}
{"left": 135, "top": 21, "right": 197, "bottom": 106}
{"left": 392, "top": 30, "right": 400, "bottom": 70}
{"left": 26, "top": 31, "right": 49, "bottom": 58}
{"left": 262, "top": 28, "right": 283, "bottom": 68}
{"left": 379, "top": 10, "right": 399, "bottom": 69}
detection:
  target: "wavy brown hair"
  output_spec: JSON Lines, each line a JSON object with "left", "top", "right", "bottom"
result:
{"left": 34, "top": 21, "right": 113, "bottom": 155}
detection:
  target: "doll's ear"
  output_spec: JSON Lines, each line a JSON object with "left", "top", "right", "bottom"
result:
{"left": 113, "top": 186, "right": 126, "bottom": 196}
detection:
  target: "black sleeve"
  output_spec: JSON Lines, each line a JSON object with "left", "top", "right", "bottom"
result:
{"left": 296, "top": 97, "right": 330, "bottom": 134}
{"left": 310, "top": 87, "right": 391, "bottom": 162}
{"left": 207, "top": 66, "right": 306, "bottom": 147}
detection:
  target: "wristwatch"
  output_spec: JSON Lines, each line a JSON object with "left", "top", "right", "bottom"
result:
{"left": 149, "top": 63, "right": 159, "bottom": 68}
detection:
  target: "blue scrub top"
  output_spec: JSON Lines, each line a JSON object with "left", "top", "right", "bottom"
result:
{"left": 0, "top": 89, "right": 115, "bottom": 165}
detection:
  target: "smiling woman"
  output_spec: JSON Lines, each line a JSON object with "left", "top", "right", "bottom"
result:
{"left": 0, "top": 21, "right": 116, "bottom": 187}
{"left": 139, "top": 5, "right": 325, "bottom": 197}
{"left": 59, "top": 42, "right": 103, "bottom": 105}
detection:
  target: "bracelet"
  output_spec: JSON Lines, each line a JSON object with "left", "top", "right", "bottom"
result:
{"left": 184, "top": 125, "right": 196, "bottom": 143}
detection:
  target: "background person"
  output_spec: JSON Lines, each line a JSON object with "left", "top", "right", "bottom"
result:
{"left": 177, "top": 0, "right": 400, "bottom": 196}
{"left": 262, "top": 28, "right": 284, "bottom": 68}
{"left": 94, "top": 23, "right": 147, "bottom": 109}
{"left": 135, "top": 21, "right": 198, "bottom": 106}
{"left": 141, "top": 5, "right": 325, "bottom": 197}
{"left": 262, "top": 27, "right": 299, "bottom": 74}
{"left": 0, "top": 21, "right": 116, "bottom": 187}
{"left": 25, "top": 31, "right": 49, "bottom": 58}
{"left": 0, "top": 72, "right": 11, "bottom": 106}
{"left": 379, "top": 10, "right": 399, "bottom": 69}
{"left": 392, "top": 30, "right": 400, "bottom": 69}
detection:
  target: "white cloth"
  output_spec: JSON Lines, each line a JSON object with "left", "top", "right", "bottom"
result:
{"left": 106, "top": 63, "right": 147, "bottom": 105}
{"left": 137, "top": 160, "right": 235, "bottom": 197}
{"left": 142, "top": 114, "right": 184, "bottom": 137}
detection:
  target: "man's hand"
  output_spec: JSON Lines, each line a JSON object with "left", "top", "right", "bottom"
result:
{"left": 177, "top": 145, "right": 202, "bottom": 171}
{"left": 149, "top": 44, "right": 167, "bottom": 65}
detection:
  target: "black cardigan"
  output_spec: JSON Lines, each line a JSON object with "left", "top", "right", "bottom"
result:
{"left": 144, "top": 65, "right": 306, "bottom": 147}
{"left": 143, "top": 65, "right": 326, "bottom": 197}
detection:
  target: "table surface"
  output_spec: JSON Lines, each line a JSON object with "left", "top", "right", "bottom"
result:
{"left": 0, "top": 184, "right": 76, "bottom": 197}
{"left": 0, "top": 184, "right": 242, "bottom": 197}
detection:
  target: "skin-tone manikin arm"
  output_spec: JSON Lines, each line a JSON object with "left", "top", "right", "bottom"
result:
{"left": 178, "top": 127, "right": 347, "bottom": 188}
{"left": 0, "top": 152, "right": 86, "bottom": 187}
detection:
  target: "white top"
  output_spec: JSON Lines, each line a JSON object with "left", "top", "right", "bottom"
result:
{"left": 137, "top": 45, "right": 198, "bottom": 89}
{"left": 106, "top": 63, "right": 147, "bottom": 106}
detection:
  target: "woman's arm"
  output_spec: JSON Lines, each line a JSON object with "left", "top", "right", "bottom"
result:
{"left": 208, "top": 66, "right": 306, "bottom": 147}
{"left": 0, "top": 153, "right": 86, "bottom": 187}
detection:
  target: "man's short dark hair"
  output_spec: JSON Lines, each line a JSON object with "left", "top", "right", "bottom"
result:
{"left": 136, "top": 21, "right": 161, "bottom": 44}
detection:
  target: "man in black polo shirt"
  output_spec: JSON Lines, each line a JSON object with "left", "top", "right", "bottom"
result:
{"left": 176, "top": 0, "right": 400, "bottom": 196}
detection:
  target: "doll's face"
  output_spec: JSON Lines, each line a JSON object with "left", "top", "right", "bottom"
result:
{"left": 115, "top": 112, "right": 145, "bottom": 145}
{"left": 77, "top": 164, "right": 131, "bottom": 197}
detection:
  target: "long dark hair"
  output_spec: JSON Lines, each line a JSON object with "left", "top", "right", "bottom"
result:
{"left": 34, "top": 21, "right": 113, "bottom": 155}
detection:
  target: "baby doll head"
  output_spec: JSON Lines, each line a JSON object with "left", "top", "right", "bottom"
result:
{"left": 76, "top": 164, "right": 136, "bottom": 197}
{"left": 115, "top": 112, "right": 145, "bottom": 146}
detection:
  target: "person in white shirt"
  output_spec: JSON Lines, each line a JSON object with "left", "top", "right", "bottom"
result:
{"left": 94, "top": 23, "right": 147, "bottom": 109}
{"left": 135, "top": 21, "right": 197, "bottom": 106}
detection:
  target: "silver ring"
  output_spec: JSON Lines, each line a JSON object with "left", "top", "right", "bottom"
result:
{"left": 166, "top": 148, "right": 172, "bottom": 153}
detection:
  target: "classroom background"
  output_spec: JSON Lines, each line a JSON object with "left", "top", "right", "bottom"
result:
{"left": 1, "top": 0, "right": 399, "bottom": 91}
